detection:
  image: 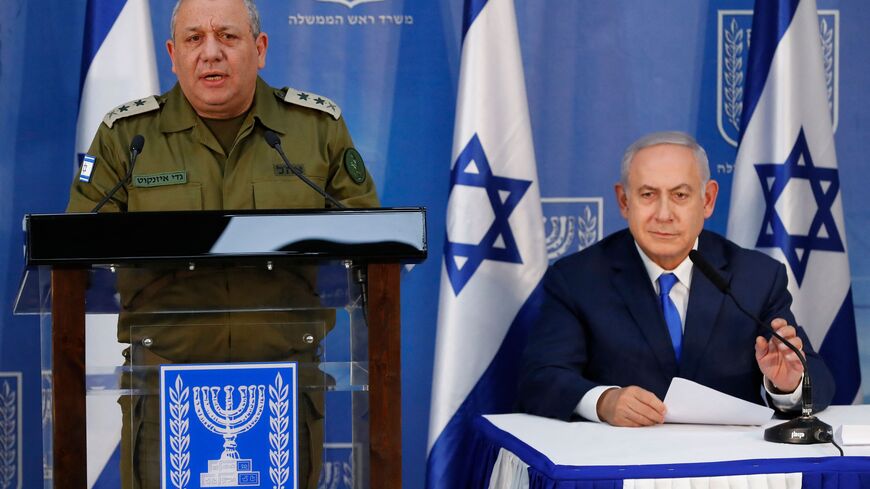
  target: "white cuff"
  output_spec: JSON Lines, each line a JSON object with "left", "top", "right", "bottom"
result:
{"left": 575, "top": 385, "right": 619, "bottom": 422}
{"left": 764, "top": 375, "right": 803, "bottom": 410}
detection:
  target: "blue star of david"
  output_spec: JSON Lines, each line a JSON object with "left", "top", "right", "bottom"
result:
{"left": 754, "top": 128, "right": 843, "bottom": 286}
{"left": 444, "top": 134, "right": 531, "bottom": 295}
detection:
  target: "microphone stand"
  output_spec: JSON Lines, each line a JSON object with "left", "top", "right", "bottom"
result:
{"left": 263, "top": 130, "right": 346, "bottom": 209}
{"left": 727, "top": 294, "right": 833, "bottom": 444}
{"left": 688, "top": 250, "right": 833, "bottom": 444}
{"left": 91, "top": 135, "right": 144, "bottom": 213}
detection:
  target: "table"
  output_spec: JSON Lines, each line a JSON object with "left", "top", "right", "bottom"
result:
{"left": 469, "top": 405, "right": 870, "bottom": 488}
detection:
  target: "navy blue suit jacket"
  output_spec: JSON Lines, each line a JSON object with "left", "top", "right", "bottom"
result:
{"left": 518, "top": 229, "right": 835, "bottom": 421}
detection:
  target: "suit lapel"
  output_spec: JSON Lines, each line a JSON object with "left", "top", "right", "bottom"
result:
{"left": 680, "top": 232, "right": 731, "bottom": 378}
{"left": 610, "top": 233, "right": 679, "bottom": 377}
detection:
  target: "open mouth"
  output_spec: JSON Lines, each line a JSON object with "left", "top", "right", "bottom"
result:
{"left": 201, "top": 73, "right": 226, "bottom": 81}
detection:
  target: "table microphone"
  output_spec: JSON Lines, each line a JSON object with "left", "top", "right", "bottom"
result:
{"left": 688, "top": 249, "right": 833, "bottom": 445}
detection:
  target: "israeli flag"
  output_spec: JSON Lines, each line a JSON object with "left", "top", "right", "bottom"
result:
{"left": 75, "top": 0, "right": 159, "bottom": 175}
{"left": 427, "top": 0, "right": 547, "bottom": 485}
{"left": 727, "top": 0, "right": 861, "bottom": 404}
{"left": 75, "top": 0, "right": 159, "bottom": 487}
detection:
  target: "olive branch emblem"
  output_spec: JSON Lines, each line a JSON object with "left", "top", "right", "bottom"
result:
{"left": 0, "top": 381, "right": 17, "bottom": 489}
{"left": 168, "top": 375, "right": 191, "bottom": 489}
{"left": 723, "top": 18, "right": 745, "bottom": 132}
{"left": 268, "top": 373, "right": 291, "bottom": 489}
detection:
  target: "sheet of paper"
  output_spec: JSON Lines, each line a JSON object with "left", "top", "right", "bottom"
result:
{"left": 836, "top": 424, "right": 870, "bottom": 445}
{"left": 663, "top": 377, "right": 774, "bottom": 425}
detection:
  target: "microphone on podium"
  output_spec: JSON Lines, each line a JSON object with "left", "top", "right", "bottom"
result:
{"left": 91, "top": 135, "right": 145, "bottom": 213}
{"left": 263, "top": 130, "right": 346, "bottom": 209}
{"left": 688, "top": 250, "right": 833, "bottom": 445}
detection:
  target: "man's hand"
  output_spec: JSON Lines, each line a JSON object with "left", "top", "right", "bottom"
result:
{"left": 755, "top": 318, "right": 804, "bottom": 393}
{"left": 596, "top": 386, "right": 666, "bottom": 427}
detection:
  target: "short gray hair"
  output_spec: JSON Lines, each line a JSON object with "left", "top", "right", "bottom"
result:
{"left": 170, "top": 0, "right": 262, "bottom": 40}
{"left": 619, "top": 131, "right": 710, "bottom": 189}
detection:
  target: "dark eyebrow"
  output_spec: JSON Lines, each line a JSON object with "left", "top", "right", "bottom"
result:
{"left": 669, "top": 184, "right": 693, "bottom": 193}
{"left": 179, "top": 23, "right": 242, "bottom": 34}
{"left": 635, "top": 184, "right": 693, "bottom": 193}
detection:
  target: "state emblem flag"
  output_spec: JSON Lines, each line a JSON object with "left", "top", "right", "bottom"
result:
{"left": 427, "top": 0, "right": 548, "bottom": 486}
{"left": 727, "top": 0, "right": 861, "bottom": 404}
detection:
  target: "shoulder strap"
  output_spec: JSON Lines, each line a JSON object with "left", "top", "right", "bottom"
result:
{"left": 102, "top": 96, "right": 160, "bottom": 128}
{"left": 281, "top": 88, "right": 342, "bottom": 120}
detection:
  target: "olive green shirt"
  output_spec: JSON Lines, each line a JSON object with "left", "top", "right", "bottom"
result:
{"left": 201, "top": 112, "right": 248, "bottom": 161}
{"left": 67, "top": 76, "right": 379, "bottom": 212}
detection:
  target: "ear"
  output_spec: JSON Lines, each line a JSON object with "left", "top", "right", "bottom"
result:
{"left": 166, "top": 40, "right": 177, "bottom": 74}
{"left": 615, "top": 183, "right": 630, "bottom": 219}
{"left": 703, "top": 179, "right": 719, "bottom": 218}
{"left": 255, "top": 32, "right": 268, "bottom": 69}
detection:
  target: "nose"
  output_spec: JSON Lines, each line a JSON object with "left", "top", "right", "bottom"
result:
{"left": 654, "top": 197, "right": 673, "bottom": 221}
{"left": 200, "top": 34, "right": 224, "bottom": 62}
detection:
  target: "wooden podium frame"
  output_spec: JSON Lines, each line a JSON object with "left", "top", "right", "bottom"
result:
{"left": 24, "top": 208, "right": 426, "bottom": 489}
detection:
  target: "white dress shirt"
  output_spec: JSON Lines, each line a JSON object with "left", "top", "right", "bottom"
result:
{"left": 575, "top": 239, "right": 800, "bottom": 422}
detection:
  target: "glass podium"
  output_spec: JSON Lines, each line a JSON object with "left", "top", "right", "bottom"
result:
{"left": 14, "top": 208, "right": 426, "bottom": 489}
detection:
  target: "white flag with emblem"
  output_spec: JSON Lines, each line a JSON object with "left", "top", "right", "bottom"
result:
{"left": 74, "top": 0, "right": 159, "bottom": 486}
{"left": 75, "top": 0, "right": 159, "bottom": 175}
{"left": 426, "top": 0, "right": 548, "bottom": 485}
{"left": 727, "top": 0, "right": 861, "bottom": 403}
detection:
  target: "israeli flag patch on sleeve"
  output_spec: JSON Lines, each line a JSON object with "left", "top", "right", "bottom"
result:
{"left": 79, "top": 155, "right": 96, "bottom": 183}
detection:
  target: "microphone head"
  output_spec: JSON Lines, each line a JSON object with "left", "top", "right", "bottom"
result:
{"left": 688, "top": 249, "right": 730, "bottom": 293}
{"left": 130, "top": 134, "right": 145, "bottom": 153}
{"left": 264, "top": 130, "right": 281, "bottom": 148}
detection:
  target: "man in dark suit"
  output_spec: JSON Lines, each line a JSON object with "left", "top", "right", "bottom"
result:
{"left": 518, "top": 131, "right": 834, "bottom": 426}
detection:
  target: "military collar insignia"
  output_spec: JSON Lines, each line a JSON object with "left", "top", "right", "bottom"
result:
{"left": 281, "top": 88, "right": 342, "bottom": 120}
{"left": 102, "top": 96, "right": 160, "bottom": 128}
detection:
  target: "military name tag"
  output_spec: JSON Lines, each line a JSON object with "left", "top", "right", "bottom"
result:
{"left": 160, "top": 362, "right": 299, "bottom": 488}
{"left": 133, "top": 171, "right": 187, "bottom": 188}
{"left": 274, "top": 164, "right": 304, "bottom": 176}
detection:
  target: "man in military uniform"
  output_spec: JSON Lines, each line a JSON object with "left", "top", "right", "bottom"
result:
{"left": 66, "top": 0, "right": 378, "bottom": 487}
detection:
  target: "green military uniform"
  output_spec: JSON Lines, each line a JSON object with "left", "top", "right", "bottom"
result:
{"left": 67, "top": 77, "right": 378, "bottom": 489}
{"left": 68, "top": 76, "right": 377, "bottom": 212}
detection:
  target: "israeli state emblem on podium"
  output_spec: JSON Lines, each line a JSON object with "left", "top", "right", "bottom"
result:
{"left": 160, "top": 363, "right": 298, "bottom": 488}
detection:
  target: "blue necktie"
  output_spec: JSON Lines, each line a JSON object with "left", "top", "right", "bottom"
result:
{"left": 658, "top": 273, "right": 682, "bottom": 361}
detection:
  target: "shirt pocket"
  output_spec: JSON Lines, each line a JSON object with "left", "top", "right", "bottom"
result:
{"left": 128, "top": 183, "right": 203, "bottom": 211}
{"left": 252, "top": 178, "right": 328, "bottom": 209}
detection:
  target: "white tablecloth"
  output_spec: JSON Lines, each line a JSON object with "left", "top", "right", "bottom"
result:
{"left": 483, "top": 405, "right": 870, "bottom": 489}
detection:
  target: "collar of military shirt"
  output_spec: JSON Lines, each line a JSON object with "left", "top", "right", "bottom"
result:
{"left": 157, "top": 82, "right": 200, "bottom": 134}
{"left": 157, "top": 77, "right": 279, "bottom": 133}
{"left": 156, "top": 77, "right": 344, "bottom": 149}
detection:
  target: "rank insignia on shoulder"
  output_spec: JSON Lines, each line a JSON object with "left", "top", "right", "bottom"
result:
{"left": 281, "top": 88, "right": 342, "bottom": 120}
{"left": 343, "top": 148, "right": 367, "bottom": 185}
{"left": 102, "top": 96, "right": 160, "bottom": 128}
{"left": 79, "top": 155, "right": 96, "bottom": 183}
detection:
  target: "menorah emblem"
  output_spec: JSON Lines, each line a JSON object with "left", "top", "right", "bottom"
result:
{"left": 193, "top": 384, "right": 266, "bottom": 487}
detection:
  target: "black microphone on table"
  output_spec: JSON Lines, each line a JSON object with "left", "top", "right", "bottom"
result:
{"left": 91, "top": 135, "right": 145, "bottom": 213}
{"left": 263, "top": 130, "right": 346, "bottom": 209}
{"left": 688, "top": 249, "right": 833, "bottom": 445}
